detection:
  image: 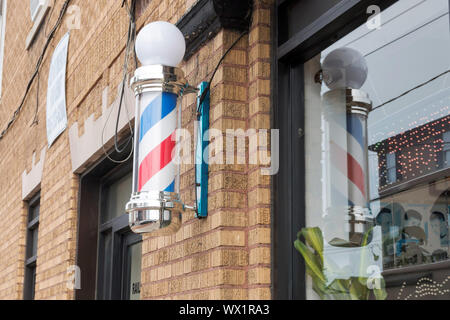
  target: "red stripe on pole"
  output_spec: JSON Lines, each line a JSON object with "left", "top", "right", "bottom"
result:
{"left": 138, "top": 133, "right": 175, "bottom": 191}
{"left": 330, "top": 141, "right": 366, "bottom": 197}
{"left": 347, "top": 152, "right": 366, "bottom": 197}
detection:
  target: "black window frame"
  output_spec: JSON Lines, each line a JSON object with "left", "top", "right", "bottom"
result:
{"left": 23, "top": 192, "right": 40, "bottom": 300}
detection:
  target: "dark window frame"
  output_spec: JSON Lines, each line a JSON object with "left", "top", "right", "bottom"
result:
{"left": 75, "top": 141, "right": 142, "bottom": 300}
{"left": 96, "top": 162, "right": 142, "bottom": 300}
{"left": 23, "top": 192, "right": 40, "bottom": 300}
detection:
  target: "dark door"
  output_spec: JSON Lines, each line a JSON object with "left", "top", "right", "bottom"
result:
{"left": 96, "top": 168, "right": 142, "bottom": 300}
{"left": 122, "top": 232, "right": 142, "bottom": 300}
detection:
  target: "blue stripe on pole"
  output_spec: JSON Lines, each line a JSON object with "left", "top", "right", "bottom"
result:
{"left": 139, "top": 92, "right": 177, "bottom": 142}
{"left": 347, "top": 114, "right": 364, "bottom": 149}
{"left": 165, "top": 181, "right": 175, "bottom": 192}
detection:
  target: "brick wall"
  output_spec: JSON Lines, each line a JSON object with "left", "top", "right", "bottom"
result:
{"left": 0, "top": 0, "right": 273, "bottom": 300}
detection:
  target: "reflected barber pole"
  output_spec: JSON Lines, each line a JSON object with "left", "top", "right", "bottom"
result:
{"left": 137, "top": 92, "right": 177, "bottom": 193}
{"left": 322, "top": 88, "right": 373, "bottom": 244}
{"left": 346, "top": 113, "right": 368, "bottom": 207}
{"left": 328, "top": 112, "right": 369, "bottom": 208}
{"left": 320, "top": 47, "right": 374, "bottom": 244}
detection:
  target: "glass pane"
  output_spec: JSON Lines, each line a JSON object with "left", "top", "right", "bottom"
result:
{"left": 446, "top": 151, "right": 450, "bottom": 167}
{"left": 303, "top": 0, "right": 450, "bottom": 299}
{"left": 444, "top": 131, "right": 450, "bottom": 156}
{"left": 128, "top": 242, "right": 142, "bottom": 300}
{"left": 279, "top": 0, "right": 342, "bottom": 44}
{"left": 98, "top": 231, "right": 112, "bottom": 299}
{"left": 29, "top": 203, "right": 39, "bottom": 222}
{"left": 24, "top": 266, "right": 36, "bottom": 300}
{"left": 26, "top": 228, "right": 38, "bottom": 259}
{"left": 102, "top": 172, "right": 132, "bottom": 223}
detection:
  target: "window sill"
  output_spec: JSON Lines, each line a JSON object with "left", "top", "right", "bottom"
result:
{"left": 25, "top": 0, "right": 51, "bottom": 50}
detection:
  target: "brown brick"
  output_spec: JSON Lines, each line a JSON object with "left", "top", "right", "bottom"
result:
{"left": 0, "top": 0, "right": 273, "bottom": 301}
{"left": 248, "top": 227, "right": 271, "bottom": 246}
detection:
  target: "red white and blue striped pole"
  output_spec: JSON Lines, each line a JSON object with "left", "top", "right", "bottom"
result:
{"left": 326, "top": 100, "right": 370, "bottom": 209}
{"left": 321, "top": 47, "right": 373, "bottom": 244}
{"left": 137, "top": 91, "right": 178, "bottom": 193}
{"left": 126, "top": 22, "right": 198, "bottom": 235}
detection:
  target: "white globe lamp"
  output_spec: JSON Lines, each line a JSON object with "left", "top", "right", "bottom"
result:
{"left": 322, "top": 47, "right": 368, "bottom": 90}
{"left": 135, "top": 21, "right": 186, "bottom": 67}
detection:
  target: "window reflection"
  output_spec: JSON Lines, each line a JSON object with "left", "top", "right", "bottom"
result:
{"left": 303, "top": 0, "right": 450, "bottom": 299}
{"left": 370, "top": 116, "right": 450, "bottom": 192}
{"left": 374, "top": 179, "right": 449, "bottom": 269}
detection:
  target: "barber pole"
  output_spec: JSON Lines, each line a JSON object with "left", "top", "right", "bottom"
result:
{"left": 125, "top": 21, "right": 199, "bottom": 235}
{"left": 328, "top": 109, "right": 369, "bottom": 208}
{"left": 137, "top": 91, "right": 177, "bottom": 193}
{"left": 323, "top": 88, "right": 372, "bottom": 244}
{"left": 126, "top": 64, "right": 197, "bottom": 235}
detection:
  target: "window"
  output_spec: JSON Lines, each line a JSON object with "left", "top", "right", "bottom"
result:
{"left": 386, "top": 152, "right": 397, "bottom": 184}
{"left": 97, "top": 168, "right": 142, "bottom": 300}
{"left": 75, "top": 145, "right": 142, "bottom": 300}
{"left": 443, "top": 131, "right": 450, "bottom": 167}
{"left": 25, "top": 0, "right": 50, "bottom": 49}
{"left": 302, "top": 0, "right": 449, "bottom": 294}
{"left": 275, "top": 0, "right": 450, "bottom": 300}
{"left": 30, "top": 0, "right": 45, "bottom": 22}
{"left": 24, "top": 193, "right": 40, "bottom": 300}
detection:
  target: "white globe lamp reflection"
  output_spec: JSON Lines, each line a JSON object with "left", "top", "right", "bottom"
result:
{"left": 322, "top": 47, "right": 368, "bottom": 90}
{"left": 135, "top": 21, "right": 186, "bottom": 67}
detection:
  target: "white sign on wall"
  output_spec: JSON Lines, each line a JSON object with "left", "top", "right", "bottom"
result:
{"left": 46, "top": 32, "right": 69, "bottom": 147}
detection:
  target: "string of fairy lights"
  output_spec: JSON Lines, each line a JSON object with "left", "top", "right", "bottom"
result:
{"left": 370, "top": 108, "right": 450, "bottom": 188}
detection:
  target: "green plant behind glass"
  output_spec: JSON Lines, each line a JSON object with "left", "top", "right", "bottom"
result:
{"left": 294, "top": 227, "right": 387, "bottom": 300}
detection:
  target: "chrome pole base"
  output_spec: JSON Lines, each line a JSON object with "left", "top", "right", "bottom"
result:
{"left": 126, "top": 191, "right": 191, "bottom": 235}
{"left": 323, "top": 206, "right": 374, "bottom": 246}
{"left": 347, "top": 206, "right": 374, "bottom": 245}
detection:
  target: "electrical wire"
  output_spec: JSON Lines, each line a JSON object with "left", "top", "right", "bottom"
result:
{"left": 364, "top": 11, "right": 449, "bottom": 59}
{"left": 193, "top": 29, "right": 249, "bottom": 215}
{"left": 101, "top": 0, "right": 137, "bottom": 164}
{"left": 196, "top": 30, "right": 249, "bottom": 118}
{"left": 0, "top": 0, "right": 72, "bottom": 142}
{"left": 372, "top": 69, "right": 450, "bottom": 112}
{"left": 44, "top": 0, "right": 57, "bottom": 38}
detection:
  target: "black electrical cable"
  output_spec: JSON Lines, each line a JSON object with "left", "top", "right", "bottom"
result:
{"left": 0, "top": 0, "right": 72, "bottom": 141}
{"left": 372, "top": 69, "right": 450, "bottom": 112}
{"left": 44, "top": 0, "right": 57, "bottom": 38}
{"left": 196, "top": 30, "right": 249, "bottom": 119}
{"left": 113, "top": 0, "right": 136, "bottom": 154}
{"left": 101, "top": 0, "right": 137, "bottom": 164}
